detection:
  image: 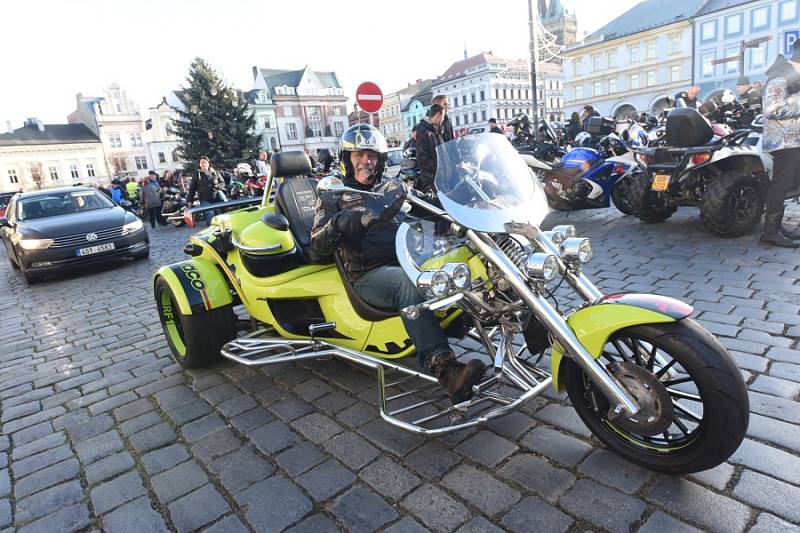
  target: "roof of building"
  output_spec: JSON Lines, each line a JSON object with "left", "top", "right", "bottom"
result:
{"left": 696, "top": 0, "right": 754, "bottom": 16}
{"left": 256, "top": 66, "right": 341, "bottom": 94}
{"left": 402, "top": 80, "right": 435, "bottom": 111}
{"left": 584, "top": 0, "right": 705, "bottom": 43}
{"left": 0, "top": 123, "right": 100, "bottom": 147}
{"left": 436, "top": 53, "right": 505, "bottom": 84}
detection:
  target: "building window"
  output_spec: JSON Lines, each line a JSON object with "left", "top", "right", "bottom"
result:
{"left": 575, "top": 86, "right": 583, "bottom": 99}
{"left": 172, "top": 150, "right": 180, "bottom": 162}
{"left": 629, "top": 74, "right": 639, "bottom": 90}
{"left": 471, "top": 93, "right": 476, "bottom": 103}
{"left": 502, "top": 89, "right": 507, "bottom": 99}
{"left": 629, "top": 46, "right": 639, "bottom": 63}
{"left": 593, "top": 82, "right": 602, "bottom": 97}
{"left": 283, "top": 105, "right": 293, "bottom": 117}
{"left": 608, "top": 79, "right": 617, "bottom": 93}
{"left": 158, "top": 152, "right": 166, "bottom": 164}
{"left": 780, "top": 0, "right": 797, "bottom": 23}
{"left": 86, "top": 164, "right": 95, "bottom": 178}
{"left": 646, "top": 40, "right": 656, "bottom": 60}
{"left": 48, "top": 166, "right": 58, "bottom": 181}
{"left": 725, "top": 13, "right": 743, "bottom": 36}
{"left": 69, "top": 164, "right": 79, "bottom": 178}
{"left": 480, "top": 89, "right": 485, "bottom": 101}
{"left": 608, "top": 53, "right": 617, "bottom": 68}
{"left": 646, "top": 70, "right": 656, "bottom": 86}
{"left": 751, "top": 43, "right": 766, "bottom": 69}
{"left": 455, "top": 115, "right": 460, "bottom": 126}
{"left": 701, "top": 52, "right": 715, "bottom": 77}
{"left": 669, "top": 35, "right": 681, "bottom": 55}
{"left": 593, "top": 54, "right": 603, "bottom": 71}
{"left": 472, "top": 112, "right": 477, "bottom": 123}
{"left": 574, "top": 60, "right": 582, "bottom": 75}
{"left": 8, "top": 169, "right": 18, "bottom": 184}
{"left": 135, "top": 156, "right": 148, "bottom": 170}
{"left": 700, "top": 21, "right": 716, "bottom": 42}
{"left": 130, "top": 133, "right": 143, "bottom": 147}
{"left": 109, "top": 134, "right": 122, "bottom": 148}
{"left": 286, "top": 123, "right": 298, "bottom": 140}
{"left": 113, "top": 157, "right": 127, "bottom": 172}
{"left": 481, "top": 110, "right": 487, "bottom": 121}
{"left": 725, "top": 46, "right": 739, "bottom": 73}
{"left": 751, "top": 6, "right": 769, "bottom": 30}
{"left": 670, "top": 65, "right": 681, "bottom": 82}
{"left": 264, "top": 118, "right": 271, "bottom": 129}
{"left": 334, "top": 121, "right": 344, "bottom": 137}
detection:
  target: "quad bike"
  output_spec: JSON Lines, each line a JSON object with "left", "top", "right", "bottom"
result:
{"left": 153, "top": 134, "right": 748, "bottom": 473}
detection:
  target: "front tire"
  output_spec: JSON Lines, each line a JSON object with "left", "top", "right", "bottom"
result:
{"left": 700, "top": 170, "right": 766, "bottom": 237}
{"left": 562, "top": 319, "right": 748, "bottom": 474}
{"left": 611, "top": 175, "right": 636, "bottom": 215}
{"left": 154, "top": 276, "right": 236, "bottom": 369}
{"left": 630, "top": 172, "right": 677, "bottom": 223}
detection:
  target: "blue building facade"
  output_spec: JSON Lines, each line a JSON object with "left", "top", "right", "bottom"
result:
{"left": 693, "top": 0, "right": 800, "bottom": 95}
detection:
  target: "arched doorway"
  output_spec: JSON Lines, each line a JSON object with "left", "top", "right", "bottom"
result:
{"left": 613, "top": 104, "right": 637, "bottom": 120}
{"left": 650, "top": 97, "right": 672, "bottom": 115}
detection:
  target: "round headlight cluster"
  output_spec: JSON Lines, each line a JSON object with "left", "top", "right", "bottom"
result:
{"left": 416, "top": 262, "right": 471, "bottom": 297}
{"left": 540, "top": 230, "right": 565, "bottom": 246}
{"left": 525, "top": 253, "right": 558, "bottom": 282}
{"left": 562, "top": 238, "right": 593, "bottom": 263}
{"left": 551, "top": 225, "right": 576, "bottom": 239}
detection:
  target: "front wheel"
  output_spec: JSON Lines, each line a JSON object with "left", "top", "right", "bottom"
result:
{"left": 154, "top": 276, "right": 236, "bottom": 368}
{"left": 562, "top": 319, "right": 748, "bottom": 474}
{"left": 611, "top": 175, "right": 636, "bottom": 215}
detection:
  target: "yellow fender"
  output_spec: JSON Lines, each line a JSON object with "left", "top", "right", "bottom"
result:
{"left": 551, "top": 294, "right": 693, "bottom": 392}
{"left": 154, "top": 259, "right": 233, "bottom": 315}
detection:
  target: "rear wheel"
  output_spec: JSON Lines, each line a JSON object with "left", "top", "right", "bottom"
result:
{"left": 701, "top": 170, "right": 765, "bottom": 237}
{"left": 629, "top": 172, "right": 677, "bottom": 223}
{"left": 562, "top": 319, "right": 748, "bottom": 474}
{"left": 154, "top": 276, "right": 236, "bottom": 368}
{"left": 611, "top": 175, "right": 636, "bottom": 215}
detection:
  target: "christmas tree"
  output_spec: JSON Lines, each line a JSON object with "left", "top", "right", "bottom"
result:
{"left": 174, "top": 57, "right": 261, "bottom": 171}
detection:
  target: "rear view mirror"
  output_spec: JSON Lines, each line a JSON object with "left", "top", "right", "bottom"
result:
{"left": 0, "top": 217, "right": 12, "bottom": 229}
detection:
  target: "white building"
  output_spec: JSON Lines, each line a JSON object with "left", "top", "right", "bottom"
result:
{"left": 245, "top": 84, "right": 280, "bottom": 153}
{"left": 68, "top": 83, "right": 152, "bottom": 179}
{"left": 146, "top": 91, "right": 183, "bottom": 173}
{"left": 0, "top": 119, "right": 106, "bottom": 193}
{"left": 431, "top": 52, "right": 563, "bottom": 135}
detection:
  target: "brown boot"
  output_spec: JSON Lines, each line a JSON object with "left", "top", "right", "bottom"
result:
{"left": 760, "top": 213, "right": 799, "bottom": 248}
{"left": 426, "top": 352, "right": 486, "bottom": 404}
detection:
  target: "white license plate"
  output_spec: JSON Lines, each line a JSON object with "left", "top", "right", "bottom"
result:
{"left": 76, "top": 242, "right": 115, "bottom": 256}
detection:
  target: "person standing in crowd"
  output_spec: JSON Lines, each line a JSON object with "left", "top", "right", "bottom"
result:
{"left": 125, "top": 177, "right": 139, "bottom": 201}
{"left": 187, "top": 156, "right": 224, "bottom": 227}
{"left": 416, "top": 104, "right": 449, "bottom": 235}
{"left": 432, "top": 95, "right": 454, "bottom": 142}
{"left": 580, "top": 105, "right": 599, "bottom": 130}
{"left": 565, "top": 112, "right": 582, "bottom": 143}
{"left": 760, "top": 43, "right": 800, "bottom": 247}
{"left": 403, "top": 127, "right": 418, "bottom": 151}
{"left": 140, "top": 175, "right": 167, "bottom": 228}
{"left": 252, "top": 149, "right": 271, "bottom": 178}
{"left": 674, "top": 86, "right": 701, "bottom": 109}
{"left": 735, "top": 76, "right": 763, "bottom": 110}
{"left": 110, "top": 179, "right": 124, "bottom": 204}
{"left": 488, "top": 118, "right": 505, "bottom": 135}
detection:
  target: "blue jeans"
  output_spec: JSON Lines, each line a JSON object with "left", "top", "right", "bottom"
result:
{"left": 199, "top": 200, "right": 220, "bottom": 227}
{"left": 354, "top": 265, "right": 451, "bottom": 366}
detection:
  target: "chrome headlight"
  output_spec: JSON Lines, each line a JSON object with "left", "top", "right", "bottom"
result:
{"left": 19, "top": 238, "right": 54, "bottom": 250}
{"left": 442, "top": 263, "right": 471, "bottom": 290}
{"left": 551, "top": 225, "right": 576, "bottom": 239}
{"left": 562, "top": 238, "right": 593, "bottom": 263}
{"left": 416, "top": 270, "right": 450, "bottom": 297}
{"left": 540, "top": 230, "right": 565, "bottom": 246}
{"left": 525, "top": 252, "right": 558, "bottom": 282}
{"left": 122, "top": 218, "right": 144, "bottom": 235}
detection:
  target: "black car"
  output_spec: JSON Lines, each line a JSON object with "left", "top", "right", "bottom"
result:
{"left": 0, "top": 186, "right": 150, "bottom": 282}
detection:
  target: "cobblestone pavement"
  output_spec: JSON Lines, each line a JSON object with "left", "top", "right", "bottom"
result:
{"left": 0, "top": 205, "right": 799, "bottom": 533}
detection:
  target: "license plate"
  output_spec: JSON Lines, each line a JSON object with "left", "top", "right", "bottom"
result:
{"left": 76, "top": 242, "right": 115, "bottom": 256}
{"left": 651, "top": 174, "right": 671, "bottom": 191}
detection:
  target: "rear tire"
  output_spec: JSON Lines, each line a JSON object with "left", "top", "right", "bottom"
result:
{"left": 629, "top": 172, "right": 677, "bottom": 223}
{"left": 700, "top": 170, "right": 765, "bottom": 237}
{"left": 154, "top": 276, "right": 236, "bottom": 369}
{"left": 562, "top": 319, "right": 748, "bottom": 474}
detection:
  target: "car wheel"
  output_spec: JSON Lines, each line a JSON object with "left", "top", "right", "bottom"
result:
{"left": 6, "top": 248, "right": 19, "bottom": 270}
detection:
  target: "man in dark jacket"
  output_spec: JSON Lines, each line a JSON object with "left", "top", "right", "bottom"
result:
{"left": 760, "top": 45, "right": 800, "bottom": 247}
{"left": 674, "top": 86, "right": 701, "bottom": 109}
{"left": 415, "top": 104, "right": 445, "bottom": 194}
{"left": 311, "top": 124, "right": 486, "bottom": 402}
{"left": 580, "top": 105, "right": 600, "bottom": 131}
{"left": 488, "top": 118, "right": 505, "bottom": 135}
{"left": 432, "top": 95, "right": 454, "bottom": 142}
{"left": 736, "top": 76, "right": 763, "bottom": 111}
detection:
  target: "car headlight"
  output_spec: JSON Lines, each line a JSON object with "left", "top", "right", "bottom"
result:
{"left": 122, "top": 218, "right": 144, "bottom": 234}
{"left": 525, "top": 252, "right": 558, "bottom": 282}
{"left": 442, "top": 263, "right": 471, "bottom": 290}
{"left": 19, "top": 238, "right": 54, "bottom": 250}
{"left": 551, "top": 225, "right": 576, "bottom": 239}
{"left": 562, "top": 238, "right": 593, "bottom": 263}
{"left": 416, "top": 270, "right": 450, "bottom": 297}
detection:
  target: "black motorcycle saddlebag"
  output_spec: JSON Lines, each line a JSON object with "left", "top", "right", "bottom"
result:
{"left": 665, "top": 108, "right": 713, "bottom": 147}
{"left": 586, "top": 116, "right": 615, "bottom": 136}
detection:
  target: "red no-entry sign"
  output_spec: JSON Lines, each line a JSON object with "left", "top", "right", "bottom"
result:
{"left": 356, "top": 82, "right": 383, "bottom": 114}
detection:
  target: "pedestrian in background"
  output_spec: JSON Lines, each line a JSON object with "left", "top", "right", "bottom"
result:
{"left": 580, "top": 105, "right": 599, "bottom": 131}
{"left": 403, "top": 127, "right": 417, "bottom": 151}
{"left": 141, "top": 175, "right": 167, "bottom": 228}
{"left": 187, "top": 156, "right": 224, "bottom": 227}
{"left": 432, "top": 95, "right": 454, "bottom": 142}
{"left": 125, "top": 177, "right": 139, "bottom": 201}
{"left": 415, "top": 103, "right": 449, "bottom": 235}
{"left": 760, "top": 42, "right": 800, "bottom": 247}
{"left": 565, "top": 112, "right": 581, "bottom": 143}
{"left": 488, "top": 118, "right": 505, "bottom": 135}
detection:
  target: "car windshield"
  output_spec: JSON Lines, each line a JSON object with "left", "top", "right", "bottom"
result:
{"left": 434, "top": 133, "right": 548, "bottom": 233}
{"left": 17, "top": 190, "right": 114, "bottom": 220}
{"left": 0, "top": 194, "right": 12, "bottom": 210}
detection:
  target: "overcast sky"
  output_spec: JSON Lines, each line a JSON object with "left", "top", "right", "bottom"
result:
{"left": 0, "top": 0, "right": 640, "bottom": 128}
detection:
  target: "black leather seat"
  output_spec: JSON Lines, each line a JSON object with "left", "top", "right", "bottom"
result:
{"left": 334, "top": 255, "right": 399, "bottom": 321}
{"left": 275, "top": 177, "right": 325, "bottom": 263}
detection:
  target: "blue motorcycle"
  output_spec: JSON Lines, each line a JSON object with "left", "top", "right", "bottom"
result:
{"left": 533, "top": 126, "right": 646, "bottom": 214}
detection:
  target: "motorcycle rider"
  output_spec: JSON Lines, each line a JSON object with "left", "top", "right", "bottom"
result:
{"left": 761, "top": 43, "right": 800, "bottom": 247}
{"left": 310, "top": 124, "right": 486, "bottom": 402}
{"left": 674, "top": 86, "right": 701, "bottom": 109}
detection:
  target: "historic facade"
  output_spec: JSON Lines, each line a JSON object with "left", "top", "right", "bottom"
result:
{"left": 0, "top": 119, "right": 106, "bottom": 193}
{"left": 146, "top": 91, "right": 183, "bottom": 173}
{"left": 252, "top": 65, "right": 348, "bottom": 153}
{"left": 68, "top": 83, "right": 152, "bottom": 179}
{"left": 539, "top": 0, "right": 578, "bottom": 50}
{"left": 245, "top": 86, "right": 280, "bottom": 153}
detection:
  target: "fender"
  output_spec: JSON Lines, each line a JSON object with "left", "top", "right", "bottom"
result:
{"left": 154, "top": 259, "right": 233, "bottom": 315}
{"left": 550, "top": 293, "right": 693, "bottom": 392}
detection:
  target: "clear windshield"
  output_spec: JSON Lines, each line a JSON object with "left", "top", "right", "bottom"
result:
{"left": 434, "top": 133, "right": 548, "bottom": 233}
{"left": 18, "top": 190, "right": 114, "bottom": 220}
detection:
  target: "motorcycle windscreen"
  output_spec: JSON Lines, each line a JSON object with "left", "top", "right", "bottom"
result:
{"left": 435, "top": 133, "right": 549, "bottom": 233}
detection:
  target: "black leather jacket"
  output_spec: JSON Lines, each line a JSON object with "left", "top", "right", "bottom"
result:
{"left": 310, "top": 175, "right": 400, "bottom": 282}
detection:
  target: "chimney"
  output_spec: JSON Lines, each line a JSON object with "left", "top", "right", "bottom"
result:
{"left": 24, "top": 118, "right": 45, "bottom": 132}
{"left": 5, "top": 121, "right": 12, "bottom": 134}
{"left": 36, "top": 119, "right": 44, "bottom": 132}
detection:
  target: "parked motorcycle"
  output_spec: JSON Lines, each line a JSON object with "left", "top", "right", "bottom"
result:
{"left": 510, "top": 114, "right": 567, "bottom": 164}
{"left": 154, "top": 136, "right": 748, "bottom": 473}
{"left": 628, "top": 107, "right": 770, "bottom": 237}
{"left": 160, "top": 186, "right": 189, "bottom": 227}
